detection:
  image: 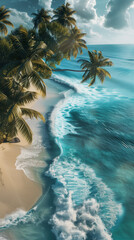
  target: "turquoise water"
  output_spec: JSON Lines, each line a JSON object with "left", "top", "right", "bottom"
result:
{"left": 0, "top": 45, "right": 134, "bottom": 240}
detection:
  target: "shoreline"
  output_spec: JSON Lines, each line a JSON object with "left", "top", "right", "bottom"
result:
{"left": 0, "top": 142, "right": 42, "bottom": 219}
{"left": 0, "top": 79, "right": 64, "bottom": 220}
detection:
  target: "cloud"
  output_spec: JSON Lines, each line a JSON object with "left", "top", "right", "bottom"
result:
{"left": 64, "top": 0, "right": 100, "bottom": 44}
{"left": 66, "top": 0, "right": 97, "bottom": 22}
{"left": 104, "top": 0, "right": 134, "bottom": 29}
{"left": 3, "top": 0, "right": 134, "bottom": 44}
{"left": 9, "top": 8, "right": 33, "bottom": 29}
{"left": 38, "top": 0, "right": 53, "bottom": 9}
{"left": 0, "top": 0, "right": 53, "bottom": 14}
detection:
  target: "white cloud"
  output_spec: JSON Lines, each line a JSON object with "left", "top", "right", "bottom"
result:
{"left": 38, "top": 0, "right": 52, "bottom": 9}
{"left": 65, "top": 0, "right": 134, "bottom": 44}
{"left": 87, "top": 22, "right": 134, "bottom": 44}
{"left": 104, "top": 0, "right": 134, "bottom": 29}
{"left": 128, "top": 5, "right": 134, "bottom": 25}
{"left": 66, "top": 0, "right": 97, "bottom": 22}
{"left": 9, "top": 8, "right": 33, "bottom": 29}
{"left": 130, "top": 3, "right": 134, "bottom": 8}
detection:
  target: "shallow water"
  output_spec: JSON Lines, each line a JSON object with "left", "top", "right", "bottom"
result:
{"left": 1, "top": 45, "right": 134, "bottom": 240}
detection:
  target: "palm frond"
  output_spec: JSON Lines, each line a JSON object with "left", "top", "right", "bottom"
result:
{"left": 21, "top": 108, "right": 45, "bottom": 122}
{"left": 97, "top": 68, "right": 111, "bottom": 83}
{"left": 88, "top": 51, "right": 95, "bottom": 63}
{"left": 88, "top": 77, "right": 96, "bottom": 87}
{"left": 8, "top": 105, "right": 22, "bottom": 122}
{"left": 0, "top": 91, "right": 8, "bottom": 101}
{"left": 1, "top": 20, "right": 14, "bottom": 27}
{"left": 0, "top": 6, "right": 13, "bottom": 35}
{"left": 79, "top": 50, "right": 113, "bottom": 87}
{"left": 17, "top": 91, "right": 38, "bottom": 105}
{"left": 10, "top": 35, "right": 27, "bottom": 58}
{"left": 30, "top": 71, "right": 46, "bottom": 96}
{"left": 0, "top": 22, "right": 7, "bottom": 35}
{"left": 16, "top": 117, "right": 33, "bottom": 143}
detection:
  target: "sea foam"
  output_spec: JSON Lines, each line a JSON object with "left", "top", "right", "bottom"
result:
{"left": 47, "top": 156, "right": 122, "bottom": 240}
{"left": 16, "top": 118, "right": 46, "bottom": 181}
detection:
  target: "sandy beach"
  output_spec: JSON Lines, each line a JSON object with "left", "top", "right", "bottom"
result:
{"left": 0, "top": 142, "right": 42, "bottom": 219}
{"left": 0, "top": 80, "right": 61, "bottom": 219}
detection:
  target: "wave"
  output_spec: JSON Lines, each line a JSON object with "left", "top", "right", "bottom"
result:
{"left": 47, "top": 78, "right": 123, "bottom": 240}
{"left": 52, "top": 74, "right": 88, "bottom": 95}
{"left": 51, "top": 77, "right": 77, "bottom": 93}
{"left": 47, "top": 156, "right": 122, "bottom": 240}
{"left": 50, "top": 91, "right": 77, "bottom": 139}
{"left": 0, "top": 236, "right": 9, "bottom": 240}
{"left": 52, "top": 73, "right": 123, "bottom": 98}
{"left": 0, "top": 209, "right": 28, "bottom": 229}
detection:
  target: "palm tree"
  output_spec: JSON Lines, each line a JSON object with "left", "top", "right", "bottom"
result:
{"left": 39, "top": 21, "right": 70, "bottom": 67}
{"left": 32, "top": 8, "right": 51, "bottom": 29}
{"left": 53, "top": 2, "right": 76, "bottom": 28}
{"left": 5, "top": 27, "right": 52, "bottom": 96}
{"left": 0, "top": 77, "right": 45, "bottom": 143}
{"left": 59, "top": 27, "right": 87, "bottom": 59}
{"left": 0, "top": 6, "right": 14, "bottom": 35}
{"left": 0, "top": 38, "right": 11, "bottom": 69}
{"left": 78, "top": 50, "right": 113, "bottom": 86}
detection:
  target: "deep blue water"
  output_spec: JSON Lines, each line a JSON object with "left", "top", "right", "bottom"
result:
{"left": 0, "top": 44, "right": 134, "bottom": 240}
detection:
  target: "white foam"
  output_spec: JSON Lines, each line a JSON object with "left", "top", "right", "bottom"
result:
{"left": 0, "top": 209, "right": 27, "bottom": 228}
{"left": 16, "top": 119, "right": 45, "bottom": 181}
{"left": 50, "top": 92, "right": 77, "bottom": 138}
{"left": 48, "top": 157, "right": 123, "bottom": 240}
{"left": 51, "top": 75, "right": 122, "bottom": 141}
{"left": 48, "top": 76, "right": 123, "bottom": 239}
{"left": 53, "top": 73, "right": 110, "bottom": 96}
{"left": 0, "top": 236, "right": 8, "bottom": 240}
{"left": 0, "top": 205, "right": 40, "bottom": 229}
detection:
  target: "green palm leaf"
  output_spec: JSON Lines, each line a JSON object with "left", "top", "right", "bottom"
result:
{"left": 88, "top": 77, "right": 96, "bottom": 87}
{"left": 16, "top": 117, "right": 33, "bottom": 143}
{"left": 78, "top": 50, "right": 113, "bottom": 86}
{"left": 21, "top": 108, "right": 45, "bottom": 122}
{"left": 32, "top": 8, "right": 51, "bottom": 29}
{"left": 2, "top": 20, "right": 14, "bottom": 27}
{"left": 10, "top": 35, "right": 27, "bottom": 58}
{"left": 60, "top": 27, "right": 87, "bottom": 59}
{"left": 30, "top": 71, "right": 46, "bottom": 96}
{"left": 53, "top": 3, "right": 76, "bottom": 28}
{"left": 0, "top": 22, "right": 8, "bottom": 35}
{"left": 0, "top": 6, "right": 14, "bottom": 35}
{"left": 8, "top": 105, "right": 21, "bottom": 122}
{"left": 7, "top": 28, "right": 50, "bottom": 95}
{"left": 17, "top": 91, "right": 38, "bottom": 105}
{"left": 0, "top": 91, "right": 8, "bottom": 101}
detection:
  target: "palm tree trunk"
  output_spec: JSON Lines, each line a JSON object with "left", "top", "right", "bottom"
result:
{"left": 52, "top": 69, "right": 85, "bottom": 72}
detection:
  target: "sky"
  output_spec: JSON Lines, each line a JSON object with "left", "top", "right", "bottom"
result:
{"left": 2, "top": 0, "right": 134, "bottom": 44}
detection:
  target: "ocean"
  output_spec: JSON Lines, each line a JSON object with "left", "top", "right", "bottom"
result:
{"left": 0, "top": 44, "right": 134, "bottom": 240}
